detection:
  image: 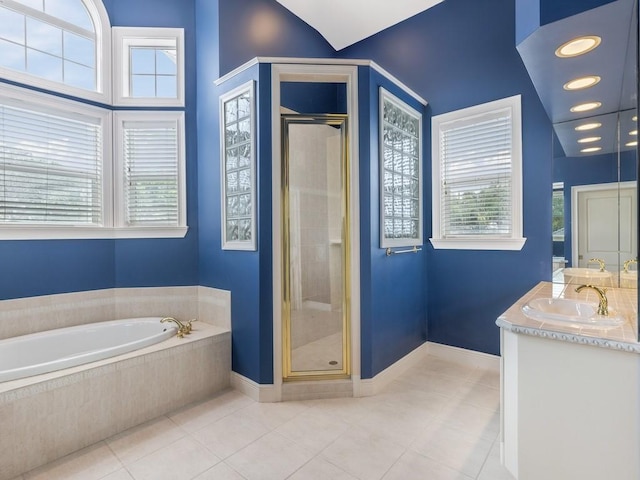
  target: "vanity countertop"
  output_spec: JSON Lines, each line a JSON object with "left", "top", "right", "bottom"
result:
{"left": 496, "top": 281, "right": 640, "bottom": 353}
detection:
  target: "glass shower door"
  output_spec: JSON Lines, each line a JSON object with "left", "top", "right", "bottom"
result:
{"left": 281, "top": 114, "right": 350, "bottom": 379}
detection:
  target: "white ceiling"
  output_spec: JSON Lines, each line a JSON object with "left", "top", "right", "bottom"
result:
{"left": 275, "top": 0, "right": 445, "bottom": 51}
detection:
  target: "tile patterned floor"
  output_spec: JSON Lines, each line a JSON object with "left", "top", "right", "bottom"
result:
{"left": 14, "top": 356, "right": 515, "bottom": 480}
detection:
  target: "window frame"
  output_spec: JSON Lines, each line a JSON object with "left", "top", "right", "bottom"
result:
{"left": 219, "top": 80, "right": 257, "bottom": 251}
{"left": 112, "top": 27, "right": 185, "bottom": 107}
{"left": 0, "top": 82, "right": 113, "bottom": 240}
{"left": 0, "top": 0, "right": 112, "bottom": 103}
{"left": 0, "top": 83, "right": 188, "bottom": 240}
{"left": 552, "top": 181, "right": 565, "bottom": 242}
{"left": 113, "top": 110, "right": 187, "bottom": 238}
{"left": 379, "top": 87, "right": 423, "bottom": 249}
{"left": 430, "top": 95, "right": 526, "bottom": 251}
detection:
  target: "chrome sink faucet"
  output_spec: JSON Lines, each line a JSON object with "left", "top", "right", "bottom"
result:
{"left": 588, "top": 258, "right": 606, "bottom": 272}
{"left": 575, "top": 284, "right": 609, "bottom": 316}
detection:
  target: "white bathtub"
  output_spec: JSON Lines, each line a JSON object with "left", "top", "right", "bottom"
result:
{"left": 0, "top": 317, "right": 178, "bottom": 382}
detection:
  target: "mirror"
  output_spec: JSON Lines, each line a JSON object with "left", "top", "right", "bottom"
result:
{"left": 550, "top": 0, "right": 638, "bottom": 290}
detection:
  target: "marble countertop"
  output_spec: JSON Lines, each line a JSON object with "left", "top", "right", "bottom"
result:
{"left": 496, "top": 281, "right": 640, "bottom": 354}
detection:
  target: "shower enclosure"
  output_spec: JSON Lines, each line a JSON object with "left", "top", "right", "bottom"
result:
{"left": 281, "top": 115, "right": 350, "bottom": 379}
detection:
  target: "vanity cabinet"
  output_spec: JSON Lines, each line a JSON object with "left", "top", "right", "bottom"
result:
{"left": 497, "top": 282, "right": 640, "bottom": 479}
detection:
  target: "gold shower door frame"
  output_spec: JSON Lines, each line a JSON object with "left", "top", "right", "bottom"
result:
{"left": 281, "top": 114, "right": 351, "bottom": 381}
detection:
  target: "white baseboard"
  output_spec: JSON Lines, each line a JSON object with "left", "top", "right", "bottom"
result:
{"left": 426, "top": 341, "right": 500, "bottom": 372}
{"left": 230, "top": 372, "right": 279, "bottom": 402}
{"left": 357, "top": 342, "right": 500, "bottom": 396}
{"left": 357, "top": 343, "right": 431, "bottom": 396}
{"left": 231, "top": 342, "right": 500, "bottom": 402}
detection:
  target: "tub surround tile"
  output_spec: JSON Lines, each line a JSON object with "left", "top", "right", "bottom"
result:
{"left": 114, "top": 286, "right": 199, "bottom": 324}
{"left": 197, "top": 286, "right": 232, "bottom": 329}
{"left": 0, "top": 325, "right": 230, "bottom": 480}
{"left": 0, "top": 285, "right": 231, "bottom": 342}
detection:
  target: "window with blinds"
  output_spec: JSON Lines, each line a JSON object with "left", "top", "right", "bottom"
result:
{"left": 0, "top": 95, "right": 105, "bottom": 226}
{"left": 116, "top": 111, "right": 185, "bottom": 228}
{"left": 431, "top": 95, "right": 525, "bottom": 250}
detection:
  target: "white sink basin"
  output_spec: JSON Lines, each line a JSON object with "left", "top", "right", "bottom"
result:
{"left": 560, "top": 268, "right": 613, "bottom": 287}
{"left": 522, "top": 298, "right": 625, "bottom": 328}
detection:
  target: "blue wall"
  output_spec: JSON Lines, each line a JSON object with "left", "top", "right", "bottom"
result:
{"left": 0, "top": 0, "right": 199, "bottom": 301}
{"left": 217, "top": 0, "right": 334, "bottom": 76}
{"left": 358, "top": 68, "right": 428, "bottom": 378}
{"left": 196, "top": 0, "right": 336, "bottom": 383}
{"left": 340, "top": 0, "right": 553, "bottom": 356}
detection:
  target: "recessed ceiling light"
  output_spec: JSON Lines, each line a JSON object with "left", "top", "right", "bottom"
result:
{"left": 577, "top": 136, "right": 602, "bottom": 143}
{"left": 626, "top": 141, "right": 638, "bottom": 147}
{"left": 581, "top": 147, "right": 602, "bottom": 153}
{"left": 634, "top": 116, "right": 638, "bottom": 122}
{"left": 555, "top": 36, "right": 602, "bottom": 58}
{"left": 570, "top": 102, "right": 602, "bottom": 113}
{"left": 563, "top": 76, "right": 601, "bottom": 90}
{"left": 629, "top": 130, "right": 638, "bottom": 136}
{"left": 575, "top": 122, "right": 602, "bottom": 131}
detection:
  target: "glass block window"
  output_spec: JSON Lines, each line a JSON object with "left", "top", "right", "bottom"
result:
{"left": 220, "top": 81, "right": 255, "bottom": 250}
{"left": 0, "top": 0, "right": 97, "bottom": 91}
{"left": 380, "top": 88, "right": 423, "bottom": 248}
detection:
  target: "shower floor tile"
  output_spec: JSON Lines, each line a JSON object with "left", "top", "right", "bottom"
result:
{"left": 19, "top": 355, "right": 514, "bottom": 480}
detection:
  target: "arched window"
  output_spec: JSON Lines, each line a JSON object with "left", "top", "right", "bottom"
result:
{"left": 0, "top": 0, "right": 110, "bottom": 101}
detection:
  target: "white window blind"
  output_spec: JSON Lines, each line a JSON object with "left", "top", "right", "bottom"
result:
{"left": 122, "top": 119, "right": 179, "bottom": 226}
{"left": 431, "top": 95, "right": 524, "bottom": 251}
{"left": 0, "top": 102, "right": 103, "bottom": 225}
{"left": 440, "top": 109, "right": 512, "bottom": 237}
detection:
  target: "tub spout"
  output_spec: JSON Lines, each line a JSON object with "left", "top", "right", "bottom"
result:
{"left": 161, "top": 317, "right": 188, "bottom": 338}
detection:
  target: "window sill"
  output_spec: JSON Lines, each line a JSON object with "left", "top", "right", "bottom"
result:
{"left": 0, "top": 226, "right": 189, "bottom": 241}
{"left": 429, "top": 237, "right": 527, "bottom": 251}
